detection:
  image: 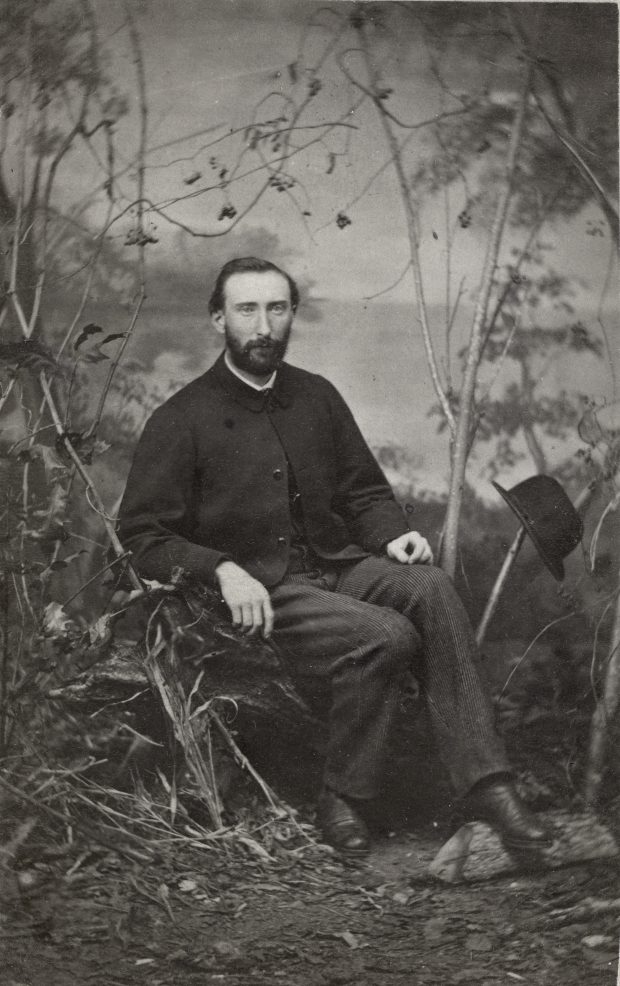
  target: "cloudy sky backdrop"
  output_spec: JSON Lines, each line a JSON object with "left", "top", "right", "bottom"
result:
{"left": 56, "top": 0, "right": 619, "bottom": 497}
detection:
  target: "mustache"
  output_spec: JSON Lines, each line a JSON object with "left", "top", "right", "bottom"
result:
{"left": 245, "top": 339, "right": 280, "bottom": 351}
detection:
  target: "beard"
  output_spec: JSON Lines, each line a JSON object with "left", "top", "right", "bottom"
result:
{"left": 225, "top": 325, "right": 291, "bottom": 377}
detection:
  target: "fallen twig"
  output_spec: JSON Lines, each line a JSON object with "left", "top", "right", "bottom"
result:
{"left": 550, "top": 897, "right": 620, "bottom": 925}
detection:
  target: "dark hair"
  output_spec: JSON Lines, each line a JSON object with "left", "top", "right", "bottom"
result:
{"left": 208, "top": 257, "right": 299, "bottom": 315}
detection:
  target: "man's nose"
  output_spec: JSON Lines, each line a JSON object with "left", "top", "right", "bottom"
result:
{"left": 255, "top": 308, "right": 272, "bottom": 336}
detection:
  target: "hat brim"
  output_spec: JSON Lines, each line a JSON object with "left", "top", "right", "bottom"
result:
{"left": 492, "top": 481, "right": 565, "bottom": 581}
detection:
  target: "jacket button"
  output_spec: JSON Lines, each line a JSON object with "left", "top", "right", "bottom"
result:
{"left": 277, "top": 536, "right": 286, "bottom": 545}
{"left": 273, "top": 468, "right": 283, "bottom": 480}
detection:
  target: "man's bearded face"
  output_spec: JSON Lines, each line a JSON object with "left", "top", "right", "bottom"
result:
{"left": 213, "top": 271, "right": 294, "bottom": 381}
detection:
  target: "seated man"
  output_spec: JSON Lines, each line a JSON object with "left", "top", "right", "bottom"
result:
{"left": 118, "top": 256, "right": 550, "bottom": 854}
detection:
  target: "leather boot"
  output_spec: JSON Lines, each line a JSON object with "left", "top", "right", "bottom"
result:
{"left": 463, "top": 778, "right": 554, "bottom": 855}
{"left": 316, "top": 788, "right": 370, "bottom": 853}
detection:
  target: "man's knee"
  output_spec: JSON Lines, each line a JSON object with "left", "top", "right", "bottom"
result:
{"left": 374, "top": 610, "right": 420, "bottom": 670}
{"left": 422, "top": 564, "right": 457, "bottom": 598}
{"left": 388, "top": 562, "right": 457, "bottom": 607}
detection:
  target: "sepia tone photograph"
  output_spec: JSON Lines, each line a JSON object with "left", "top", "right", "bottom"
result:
{"left": 0, "top": 1, "right": 618, "bottom": 983}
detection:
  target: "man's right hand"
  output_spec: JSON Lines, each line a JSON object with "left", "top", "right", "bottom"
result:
{"left": 215, "top": 561, "right": 274, "bottom": 638}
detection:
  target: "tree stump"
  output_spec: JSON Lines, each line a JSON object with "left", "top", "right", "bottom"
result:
{"left": 48, "top": 582, "right": 444, "bottom": 820}
{"left": 48, "top": 584, "right": 327, "bottom": 807}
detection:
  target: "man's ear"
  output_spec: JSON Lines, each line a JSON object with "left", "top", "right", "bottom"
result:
{"left": 211, "top": 310, "right": 225, "bottom": 336}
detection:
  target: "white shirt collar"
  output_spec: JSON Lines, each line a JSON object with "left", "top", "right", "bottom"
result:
{"left": 224, "top": 351, "right": 277, "bottom": 392}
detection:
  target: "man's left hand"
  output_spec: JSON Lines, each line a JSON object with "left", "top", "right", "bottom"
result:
{"left": 386, "top": 531, "right": 434, "bottom": 565}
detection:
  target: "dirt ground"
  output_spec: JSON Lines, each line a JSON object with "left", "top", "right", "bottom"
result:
{"left": 2, "top": 667, "right": 618, "bottom": 986}
{"left": 2, "top": 819, "right": 619, "bottom": 986}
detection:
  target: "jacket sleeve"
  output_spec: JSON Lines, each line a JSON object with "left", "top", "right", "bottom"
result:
{"left": 325, "top": 380, "right": 410, "bottom": 552}
{"left": 117, "top": 404, "right": 229, "bottom": 585}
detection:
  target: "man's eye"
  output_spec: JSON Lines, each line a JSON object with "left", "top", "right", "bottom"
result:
{"left": 271, "top": 304, "right": 286, "bottom": 314}
{"left": 239, "top": 306, "right": 254, "bottom": 314}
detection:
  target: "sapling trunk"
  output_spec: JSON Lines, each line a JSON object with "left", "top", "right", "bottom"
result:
{"left": 584, "top": 576, "right": 620, "bottom": 806}
{"left": 441, "top": 66, "right": 531, "bottom": 578}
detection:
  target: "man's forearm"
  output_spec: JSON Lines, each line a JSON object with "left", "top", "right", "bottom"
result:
{"left": 119, "top": 527, "right": 230, "bottom": 586}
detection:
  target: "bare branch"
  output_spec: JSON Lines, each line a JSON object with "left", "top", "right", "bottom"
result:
{"left": 78, "top": 3, "right": 150, "bottom": 450}
{"left": 87, "top": 287, "right": 146, "bottom": 438}
{"left": 508, "top": 7, "right": 619, "bottom": 248}
{"left": 355, "top": 20, "right": 456, "bottom": 438}
{"left": 441, "top": 58, "right": 532, "bottom": 576}
{"left": 444, "top": 277, "right": 467, "bottom": 390}
{"left": 477, "top": 188, "right": 562, "bottom": 365}
{"left": 533, "top": 93, "right": 619, "bottom": 248}
{"left": 363, "top": 261, "right": 411, "bottom": 301}
{"left": 38, "top": 371, "right": 141, "bottom": 590}
{"left": 596, "top": 242, "right": 618, "bottom": 400}
{"left": 8, "top": 18, "right": 34, "bottom": 327}
{"left": 124, "top": 1, "right": 148, "bottom": 265}
{"left": 474, "top": 309, "right": 519, "bottom": 426}
{"left": 338, "top": 47, "right": 470, "bottom": 131}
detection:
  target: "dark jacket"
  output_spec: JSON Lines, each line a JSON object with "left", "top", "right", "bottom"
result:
{"left": 118, "top": 354, "right": 410, "bottom": 587}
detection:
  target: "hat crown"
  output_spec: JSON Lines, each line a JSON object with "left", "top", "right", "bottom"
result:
{"left": 492, "top": 475, "right": 583, "bottom": 580}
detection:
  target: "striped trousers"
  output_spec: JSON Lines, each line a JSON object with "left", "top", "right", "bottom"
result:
{"left": 269, "top": 557, "right": 509, "bottom": 801}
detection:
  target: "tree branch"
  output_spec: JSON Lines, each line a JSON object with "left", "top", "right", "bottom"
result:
{"left": 38, "top": 372, "right": 141, "bottom": 592}
{"left": 533, "top": 92, "right": 619, "bottom": 249}
{"left": 441, "top": 59, "right": 531, "bottom": 576}
{"left": 508, "top": 7, "right": 619, "bottom": 249}
{"left": 355, "top": 18, "right": 456, "bottom": 438}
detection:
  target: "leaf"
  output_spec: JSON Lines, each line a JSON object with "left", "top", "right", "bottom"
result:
{"left": 166, "top": 948, "right": 190, "bottom": 962}
{"left": 392, "top": 890, "right": 412, "bottom": 905}
{"left": 582, "top": 934, "right": 615, "bottom": 949}
{"left": 157, "top": 882, "right": 174, "bottom": 920}
{"left": 423, "top": 916, "right": 451, "bottom": 941}
{"left": 79, "top": 333, "right": 126, "bottom": 364}
{"left": 42, "top": 551, "right": 86, "bottom": 580}
{"left": 335, "top": 211, "right": 351, "bottom": 229}
{"left": 465, "top": 932, "right": 493, "bottom": 952}
{"left": 333, "top": 930, "right": 366, "bottom": 949}
{"left": 124, "top": 227, "right": 159, "bottom": 246}
{"left": 236, "top": 835, "right": 274, "bottom": 862}
{"left": 81, "top": 350, "right": 110, "bottom": 363}
{"left": 21, "top": 444, "right": 67, "bottom": 481}
{"left": 101, "top": 94, "right": 129, "bottom": 122}
{"left": 74, "top": 323, "right": 103, "bottom": 351}
{"left": 88, "top": 615, "right": 114, "bottom": 645}
{"left": 92, "top": 439, "right": 112, "bottom": 457}
{"left": 142, "top": 578, "right": 177, "bottom": 592}
{"left": 42, "top": 601, "right": 74, "bottom": 638}
{"left": 100, "top": 333, "right": 126, "bottom": 348}
{"left": 577, "top": 407, "right": 605, "bottom": 447}
{"left": 213, "top": 941, "right": 241, "bottom": 958}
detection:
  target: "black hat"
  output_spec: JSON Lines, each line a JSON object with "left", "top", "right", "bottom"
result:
{"left": 492, "top": 475, "right": 583, "bottom": 581}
